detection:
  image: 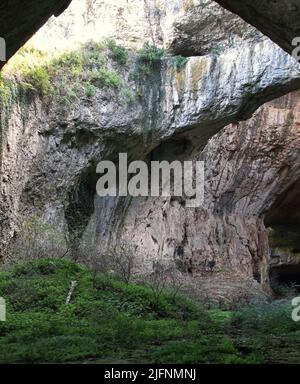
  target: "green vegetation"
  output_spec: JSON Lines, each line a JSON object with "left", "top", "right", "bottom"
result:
{"left": 171, "top": 55, "right": 188, "bottom": 71}
{"left": 120, "top": 85, "right": 136, "bottom": 105}
{"left": 137, "top": 42, "right": 165, "bottom": 64}
{"left": 0, "top": 258, "right": 299, "bottom": 363}
{"left": 136, "top": 42, "right": 165, "bottom": 75}
{"left": 0, "top": 75, "right": 14, "bottom": 105}
{"left": 106, "top": 39, "right": 129, "bottom": 66}
{"left": 229, "top": 302, "right": 300, "bottom": 363}
{"left": 1, "top": 41, "right": 168, "bottom": 106}
{"left": 85, "top": 84, "right": 97, "bottom": 98}
{"left": 1, "top": 42, "right": 122, "bottom": 104}
{"left": 90, "top": 67, "right": 121, "bottom": 89}
{"left": 271, "top": 281, "right": 299, "bottom": 298}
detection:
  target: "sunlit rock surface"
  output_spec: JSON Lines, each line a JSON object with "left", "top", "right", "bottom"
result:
{"left": 30, "top": 0, "right": 261, "bottom": 53}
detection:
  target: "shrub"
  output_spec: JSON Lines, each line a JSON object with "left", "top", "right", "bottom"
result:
{"left": 0, "top": 75, "right": 13, "bottom": 104}
{"left": 231, "top": 301, "right": 299, "bottom": 335}
{"left": 138, "top": 42, "right": 165, "bottom": 64}
{"left": 171, "top": 55, "right": 188, "bottom": 71}
{"left": 106, "top": 39, "right": 128, "bottom": 65}
{"left": 136, "top": 42, "right": 165, "bottom": 74}
{"left": 1, "top": 41, "right": 121, "bottom": 104}
{"left": 270, "top": 280, "right": 298, "bottom": 298}
{"left": 108, "top": 242, "right": 137, "bottom": 284}
{"left": 85, "top": 84, "right": 97, "bottom": 98}
{"left": 120, "top": 86, "right": 136, "bottom": 104}
{"left": 24, "top": 67, "right": 52, "bottom": 97}
{"left": 91, "top": 68, "right": 121, "bottom": 88}
{"left": 51, "top": 51, "right": 84, "bottom": 77}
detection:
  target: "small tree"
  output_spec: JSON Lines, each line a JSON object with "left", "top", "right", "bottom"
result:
{"left": 109, "top": 242, "right": 137, "bottom": 285}
{"left": 166, "top": 264, "right": 187, "bottom": 301}
{"left": 147, "top": 261, "right": 188, "bottom": 302}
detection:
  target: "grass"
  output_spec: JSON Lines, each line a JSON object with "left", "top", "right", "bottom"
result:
{"left": 0, "top": 258, "right": 299, "bottom": 364}
{"left": 229, "top": 301, "right": 300, "bottom": 363}
{"left": 1, "top": 40, "right": 186, "bottom": 108}
{"left": 1, "top": 42, "right": 123, "bottom": 104}
{"left": 106, "top": 39, "right": 128, "bottom": 66}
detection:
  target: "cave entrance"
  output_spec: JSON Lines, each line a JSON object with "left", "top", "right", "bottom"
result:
{"left": 265, "top": 179, "right": 300, "bottom": 293}
{"left": 270, "top": 265, "right": 300, "bottom": 292}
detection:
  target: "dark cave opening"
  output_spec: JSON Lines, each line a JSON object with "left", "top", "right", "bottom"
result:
{"left": 64, "top": 164, "right": 98, "bottom": 255}
{"left": 270, "top": 265, "right": 300, "bottom": 292}
{"left": 265, "top": 179, "right": 300, "bottom": 292}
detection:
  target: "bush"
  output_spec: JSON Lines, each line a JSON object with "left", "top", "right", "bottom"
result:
{"left": 51, "top": 51, "right": 84, "bottom": 77}
{"left": 136, "top": 42, "right": 165, "bottom": 74}
{"left": 85, "top": 84, "right": 97, "bottom": 98}
{"left": 24, "top": 67, "right": 52, "bottom": 97}
{"left": 138, "top": 42, "right": 165, "bottom": 64}
{"left": 91, "top": 68, "right": 121, "bottom": 88}
{"left": 106, "top": 39, "right": 128, "bottom": 65}
{"left": 231, "top": 301, "right": 298, "bottom": 335}
{"left": 171, "top": 55, "right": 188, "bottom": 71}
{"left": 1, "top": 41, "right": 121, "bottom": 103}
{"left": 108, "top": 242, "right": 137, "bottom": 284}
{"left": 271, "top": 280, "right": 298, "bottom": 298}
{"left": 0, "top": 75, "right": 14, "bottom": 104}
{"left": 120, "top": 86, "right": 136, "bottom": 104}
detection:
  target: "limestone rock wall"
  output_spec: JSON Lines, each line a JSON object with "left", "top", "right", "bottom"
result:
{"left": 1, "top": 39, "right": 299, "bottom": 258}
{"left": 87, "top": 91, "right": 300, "bottom": 300}
{"left": 30, "top": 0, "right": 261, "bottom": 54}
{"left": 1, "top": 0, "right": 300, "bottom": 306}
{"left": 214, "top": 0, "right": 300, "bottom": 55}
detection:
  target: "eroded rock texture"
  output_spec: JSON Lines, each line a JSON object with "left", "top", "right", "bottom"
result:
{"left": 1, "top": 0, "right": 300, "bottom": 306}
{"left": 1, "top": 0, "right": 299, "bottom": 61}
{"left": 85, "top": 90, "right": 300, "bottom": 306}
{"left": 31, "top": 0, "right": 262, "bottom": 55}
{"left": 214, "top": 0, "right": 300, "bottom": 55}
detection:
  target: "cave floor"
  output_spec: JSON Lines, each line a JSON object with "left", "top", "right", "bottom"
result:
{"left": 0, "top": 259, "right": 299, "bottom": 364}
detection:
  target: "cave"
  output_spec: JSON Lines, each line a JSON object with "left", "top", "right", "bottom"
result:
{"left": 1, "top": 0, "right": 300, "bottom": 365}
{"left": 270, "top": 265, "right": 300, "bottom": 291}
{"left": 265, "top": 179, "right": 300, "bottom": 292}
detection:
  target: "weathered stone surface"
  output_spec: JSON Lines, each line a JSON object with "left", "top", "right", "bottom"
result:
{"left": 161, "top": 40, "right": 300, "bottom": 137}
{"left": 29, "top": 0, "right": 259, "bottom": 55}
{"left": 164, "top": 0, "right": 263, "bottom": 56}
{"left": 0, "top": 0, "right": 300, "bottom": 69}
{"left": 2, "top": 0, "right": 300, "bottom": 306}
{"left": 214, "top": 0, "right": 300, "bottom": 55}
{"left": 1, "top": 43, "right": 300, "bottom": 306}
{"left": 88, "top": 90, "right": 300, "bottom": 305}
